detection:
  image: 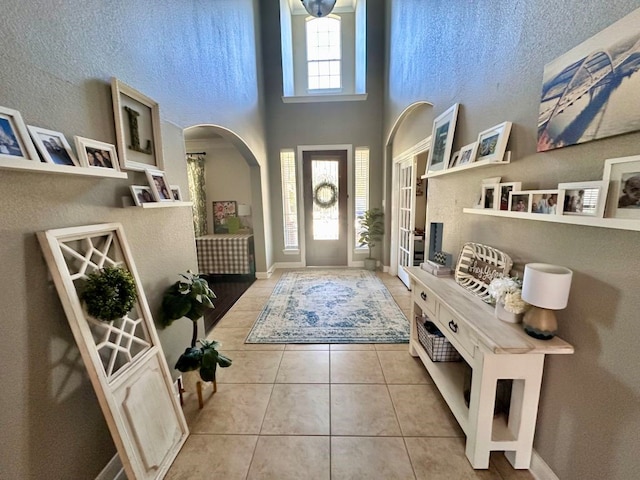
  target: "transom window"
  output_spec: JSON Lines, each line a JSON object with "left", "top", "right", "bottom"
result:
{"left": 306, "top": 16, "right": 341, "bottom": 91}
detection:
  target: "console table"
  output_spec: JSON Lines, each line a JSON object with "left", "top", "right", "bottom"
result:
{"left": 405, "top": 266, "right": 574, "bottom": 469}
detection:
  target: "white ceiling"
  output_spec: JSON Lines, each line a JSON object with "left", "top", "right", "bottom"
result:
{"left": 289, "top": 0, "right": 357, "bottom": 15}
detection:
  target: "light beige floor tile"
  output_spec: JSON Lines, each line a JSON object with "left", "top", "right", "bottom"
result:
{"left": 165, "top": 434, "right": 258, "bottom": 480}
{"left": 275, "top": 351, "right": 329, "bottom": 383}
{"left": 229, "top": 295, "right": 270, "bottom": 311}
{"left": 284, "top": 343, "right": 330, "bottom": 351}
{"left": 209, "top": 326, "right": 285, "bottom": 351}
{"left": 330, "top": 343, "right": 375, "bottom": 350}
{"left": 375, "top": 343, "right": 410, "bottom": 351}
{"left": 403, "top": 308, "right": 413, "bottom": 319}
{"left": 388, "top": 384, "right": 463, "bottom": 437}
{"left": 393, "top": 296, "right": 412, "bottom": 311}
{"left": 331, "top": 436, "right": 415, "bottom": 480}
{"left": 190, "top": 384, "right": 273, "bottom": 434}
{"left": 216, "top": 351, "right": 283, "bottom": 383}
{"left": 331, "top": 384, "right": 401, "bottom": 436}
{"left": 405, "top": 437, "right": 502, "bottom": 480}
{"left": 247, "top": 436, "right": 330, "bottom": 480}
{"left": 330, "top": 351, "right": 385, "bottom": 383}
{"left": 244, "top": 286, "right": 275, "bottom": 296}
{"left": 378, "top": 350, "right": 433, "bottom": 384}
{"left": 215, "top": 310, "right": 260, "bottom": 328}
{"left": 490, "top": 453, "right": 535, "bottom": 480}
{"left": 261, "top": 384, "right": 330, "bottom": 435}
{"left": 386, "top": 284, "right": 411, "bottom": 295}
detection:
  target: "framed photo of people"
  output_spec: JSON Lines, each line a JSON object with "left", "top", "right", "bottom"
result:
{"left": 170, "top": 185, "right": 183, "bottom": 201}
{"left": 111, "top": 77, "right": 163, "bottom": 172}
{"left": 498, "top": 182, "right": 522, "bottom": 211}
{"left": 457, "top": 142, "right": 478, "bottom": 167}
{"left": 602, "top": 155, "right": 640, "bottom": 219}
{"left": 0, "top": 106, "right": 39, "bottom": 162}
{"left": 476, "top": 121, "right": 512, "bottom": 163}
{"left": 426, "top": 103, "right": 459, "bottom": 173}
{"left": 145, "top": 169, "right": 173, "bottom": 202}
{"left": 130, "top": 185, "right": 156, "bottom": 206}
{"left": 28, "top": 126, "right": 79, "bottom": 166}
{"left": 529, "top": 190, "right": 559, "bottom": 215}
{"left": 74, "top": 136, "right": 120, "bottom": 171}
{"left": 558, "top": 180, "right": 607, "bottom": 217}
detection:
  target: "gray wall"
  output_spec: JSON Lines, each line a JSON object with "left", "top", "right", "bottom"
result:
{"left": 385, "top": 2, "right": 640, "bottom": 479}
{"left": 0, "top": 1, "right": 266, "bottom": 478}
{"left": 260, "top": 0, "right": 386, "bottom": 264}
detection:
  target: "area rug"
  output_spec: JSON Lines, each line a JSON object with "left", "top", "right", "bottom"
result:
{"left": 245, "top": 269, "right": 409, "bottom": 344}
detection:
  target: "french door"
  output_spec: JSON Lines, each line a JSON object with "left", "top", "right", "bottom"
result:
{"left": 397, "top": 158, "right": 416, "bottom": 288}
{"left": 303, "top": 150, "right": 348, "bottom": 266}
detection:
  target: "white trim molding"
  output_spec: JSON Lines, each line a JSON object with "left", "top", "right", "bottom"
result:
{"left": 530, "top": 450, "right": 560, "bottom": 480}
{"left": 95, "top": 454, "right": 125, "bottom": 480}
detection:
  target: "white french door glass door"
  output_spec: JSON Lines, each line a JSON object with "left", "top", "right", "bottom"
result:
{"left": 397, "top": 158, "right": 415, "bottom": 288}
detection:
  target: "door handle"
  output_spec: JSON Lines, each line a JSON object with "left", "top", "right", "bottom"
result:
{"left": 448, "top": 320, "right": 458, "bottom": 333}
{"left": 420, "top": 291, "right": 427, "bottom": 302}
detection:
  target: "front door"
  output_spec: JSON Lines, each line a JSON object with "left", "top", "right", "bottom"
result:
{"left": 303, "top": 150, "right": 348, "bottom": 266}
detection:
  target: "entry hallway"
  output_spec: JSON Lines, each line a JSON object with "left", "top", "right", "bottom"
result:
{"left": 166, "top": 271, "right": 534, "bottom": 480}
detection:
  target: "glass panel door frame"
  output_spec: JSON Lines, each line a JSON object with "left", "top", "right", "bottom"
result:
{"left": 296, "top": 144, "right": 355, "bottom": 267}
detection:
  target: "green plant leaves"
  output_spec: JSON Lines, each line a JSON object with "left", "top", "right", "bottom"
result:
{"left": 174, "top": 347, "right": 202, "bottom": 372}
{"left": 80, "top": 266, "right": 138, "bottom": 321}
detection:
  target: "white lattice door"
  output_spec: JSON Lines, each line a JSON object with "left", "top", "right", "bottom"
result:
{"left": 397, "top": 158, "right": 416, "bottom": 288}
{"left": 37, "top": 223, "right": 188, "bottom": 480}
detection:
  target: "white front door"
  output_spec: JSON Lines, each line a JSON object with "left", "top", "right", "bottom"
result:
{"left": 397, "top": 158, "right": 416, "bottom": 288}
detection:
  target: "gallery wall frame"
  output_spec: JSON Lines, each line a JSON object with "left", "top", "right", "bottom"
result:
{"left": 426, "top": 103, "right": 459, "bottom": 173}
{"left": 498, "top": 182, "right": 522, "bottom": 211}
{"left": 213, "top": 200, "right": 238, "bottom": 233}
{"left": 558, "top": 180, "right": 608, "bottom": 218}
{"left": 476, "top": 121, "right": 512, "bottom": 163}
{"left": 0, "top": 106, "right": 39, "bottom": 162}
{"left": 603, "top": 154, "right": 640, "bottom": 219}
{"left": 111, "top": 77, "right": 163, "bottom": 172}
{"left": 457, "top": 142, "right": 478, "bottom": 167}
{"left": 170, "top": 185, "right": 183, "bottom": 201}
{"left": 74, "top": 136, "right": 120, "bottom": 171}
{"left": 130, "top": 185, "right": 156, "bottom": 206}
{"left": 28, "top": 126, "right": 79, "bottom": 166}
{"left": 509, "top": 192, "right": 531, "bottom": 213}
{"left": 145, "top": 169, "right": 173, "bottom": 202}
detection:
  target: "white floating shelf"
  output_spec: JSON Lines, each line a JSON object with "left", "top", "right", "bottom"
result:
{"left": 136, "top": 201, "right": 193, "bottom": 209}
{"left": 0, "top": 157, "right": 128, "bottom": 179}
{"left": 463, "top": 208, "right": 640, "bottom": 232}
{"left": 422, "top": 152, "right": 511, "bottom": 179}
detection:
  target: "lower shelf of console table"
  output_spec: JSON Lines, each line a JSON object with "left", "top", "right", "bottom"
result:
{"left": 405, "top": 267, "right": 574, "bottom": 470}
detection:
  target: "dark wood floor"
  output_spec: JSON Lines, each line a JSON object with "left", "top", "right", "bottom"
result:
{"left": 203, "top": 274, "right": 256, "bottom": 333}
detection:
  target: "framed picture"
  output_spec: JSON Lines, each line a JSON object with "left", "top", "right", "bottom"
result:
{"left": 145, "top": 169, "right": 173, "bottom": 202}
{"left": 74, "top": 136, "right": 120, "bottom": 171}
{"left": 213, "top": 200, "right": 238, "bottom": 233}
{"left": 427, "top": 103, "right": 459, "bottom": 173}
{"left": 0, "top": 106, "right": 39, "bottom": 162}
{"left": 457, "top": 142, "right": 478, "bottom": 167}
{"left": 498, "top": 182, "right": 522, "bottom": 211}
{"left": 476, "top": 121, "right": 512, "bottom": 163}
{"left": 111, "top": 77, "right": 163, "bottom": 172}
{"left": 558, "top": 181, "right": 607, "bottom": 217}
{"left": 170, "top": 185, "right": 183, "bottom": 201}
{"left": 529, "top": 190, "right": 559, "bottom": 215}
{"left": 27, "top": 126, "right": 79, "bottom": 166}
{"left": 130, "top": 185, "right": 156, "bottom": 206}
{"left": 509, "top": 192, "right": 531, "bottom": 213}
{"left": 449, "top": 150, "right": 461, "bottom": 168}
{"left": 481, "top": 184, "right": 499, "bottom": 210}
{"left": 602, "top": 155, "right": 640, "bottom": 219}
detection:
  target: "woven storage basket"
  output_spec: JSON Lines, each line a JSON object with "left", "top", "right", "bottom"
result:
{"left": 416, "top": 316, "right": 462, "bottom": 362}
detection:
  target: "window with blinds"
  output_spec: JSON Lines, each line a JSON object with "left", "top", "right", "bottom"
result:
{"left": 354, "top": 147, "right": 369, "bottom": 249}
{"left": 281, "top": 150, "right": 299, "bottom": 250}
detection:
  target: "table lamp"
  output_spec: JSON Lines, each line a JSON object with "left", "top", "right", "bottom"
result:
{"left": 237, "top": 204, "right": 251, "bottom": 230}
{"left": 521, "top": 263, "right": 573, "bottom": 340}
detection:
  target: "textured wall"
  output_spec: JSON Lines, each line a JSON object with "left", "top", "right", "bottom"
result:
{"left": 385, "top": 2, "right": 640, "bottom": 479}
{"left": 0, "top": 1, "right": 266, "bottom": 478}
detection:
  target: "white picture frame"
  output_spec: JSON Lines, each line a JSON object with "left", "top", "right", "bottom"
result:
{"left": 145, "top": 169, "right": 173, "bottom": 202}
{"left": 130, "top": 185, "right": 156, "bottom": 206}
{"left": 476, "top": 121, "right": 512, "bottom": 163}
{"left": 111, "top": 77, "right": 163, "bottom": 172}
{"left": 481, "top": 184, "right": 500, "bottom": 210}
{"left": 457, "top": 142, "right": 478, "bottom": 166}
{"left": 498, "top": 182, "right": 522, "bottom": 211}
{"left": 28, "top": 126, "right": 79, "bottom": 166}
{"left": 558, "top": 180, "right": 607, "bottom": 218}
{"left": 602, "top": 155, "right": 640, "bottom": 219}
{"left": 0, "top": 106, "right": 39, "bottom": 162}
{"left": 74, "top": 136, "right": 120, "bottom": 171}
{"left": 427, "top": 103, "right": 459, "bottom": 173}
{"left": 169, "top": 185, "right": 183, "bottom": 201}
{"left": 509, "top": 192, "right": 531, "bottom": 213}
{"left": 528, "top": 189, "right": 560, "bottom": 215}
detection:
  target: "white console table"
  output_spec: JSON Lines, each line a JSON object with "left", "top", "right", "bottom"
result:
{"left": 405, "top": 267, "right": 574, "bottom": 469}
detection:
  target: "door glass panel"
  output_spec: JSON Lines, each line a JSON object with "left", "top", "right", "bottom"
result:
{"left": 312, "top": 159, "right": 339, "bottom": 240}
{"left": 398, "top": 163, "right": 412, "bottom": 268}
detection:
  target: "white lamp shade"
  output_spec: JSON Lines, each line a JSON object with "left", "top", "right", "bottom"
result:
{"left": 521, "top": 263, "right": 573, "bottom": 310}
{"left": 237, "top": 204, "right": 251, "bottom": 216}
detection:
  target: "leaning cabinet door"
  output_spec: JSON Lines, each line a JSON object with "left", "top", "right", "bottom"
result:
{"left": 38, "top": 223, "right": 188, "bottom": 480}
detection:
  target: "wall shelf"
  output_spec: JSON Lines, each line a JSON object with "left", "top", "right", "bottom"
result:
{"left": 422, "top": 152, "right": 511, "bottom": 179}
{"left": 0, "top": 157, "right": 128, "bottom": 179}
{"left": 463, "top": 208, "right": 640, "bottom": 232}
{"left": 135, "top": 202, "right": 193, "bottom": 209}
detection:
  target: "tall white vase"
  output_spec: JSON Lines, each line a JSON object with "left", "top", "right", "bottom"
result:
{"left": 495, "top": 301, "right": 522, "bottom": 324}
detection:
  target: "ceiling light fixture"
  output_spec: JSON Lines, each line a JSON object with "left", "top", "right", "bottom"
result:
{"left": 301, "top": 0, "right": 337, "bottom": 18}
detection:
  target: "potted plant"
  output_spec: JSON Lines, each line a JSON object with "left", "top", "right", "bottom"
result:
{"left": 160, "top": 271, "right": 232, "bottom": 382}
{"left": 358, "top": 208, "right": 385, "bottom": 271}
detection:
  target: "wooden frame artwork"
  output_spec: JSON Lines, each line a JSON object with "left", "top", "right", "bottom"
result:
{"left": 476, "top": 121, "right": 512, "bottom": 163}
{"left": 74, "top": 136, "right": 120, "bottom": 171}
{"left": 602, "top": 155, "right": 640, "bottom": 219}
{"left": 558, "top": 180, "right": 607, "bottom": 218}
{"left": 145, "top": 169, "right": 173, "bottom": 202}
{"left": 427, "top": 103, "right": 459, "bottom": 173}
{"left": 28, "top": 126, "right": 79, "bottom": 166}
{"left": 111, "top": 77, "right": 163, "bottom": 172}
{"left": 0, "top": 106, "right": 39, "bottom": 162}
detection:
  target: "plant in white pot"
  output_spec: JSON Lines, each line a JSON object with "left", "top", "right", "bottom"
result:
{"left": 358, "top": 208, "right": 385, "bottom": 271}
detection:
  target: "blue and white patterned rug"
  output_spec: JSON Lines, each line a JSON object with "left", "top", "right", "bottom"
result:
{"left": 245, "top": 269, "right": 409, "bottom": 344}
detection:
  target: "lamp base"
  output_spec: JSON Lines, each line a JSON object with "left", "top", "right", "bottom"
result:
{"left": 522, "top": 307, "right": 557, "bottom": 340}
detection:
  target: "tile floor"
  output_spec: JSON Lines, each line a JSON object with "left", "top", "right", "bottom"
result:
{"left": 166, "top": 270, "right": 534, "bottom": 480}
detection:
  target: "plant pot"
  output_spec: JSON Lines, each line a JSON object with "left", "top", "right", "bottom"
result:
{"left": 363, "top": 258, "right": 377, "bottom": 271}
{"left": 494, "top": 301, "right": 522, "bottom": 324}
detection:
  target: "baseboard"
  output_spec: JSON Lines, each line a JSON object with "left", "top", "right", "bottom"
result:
{"left": 95, "top": 453, "right": 125, "bottom": 480}
{"left": 271, "top": 261, "right": 305, "bottom": 271}
{"left": 529, "top": 450, "right": 560, "bottom": 480}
